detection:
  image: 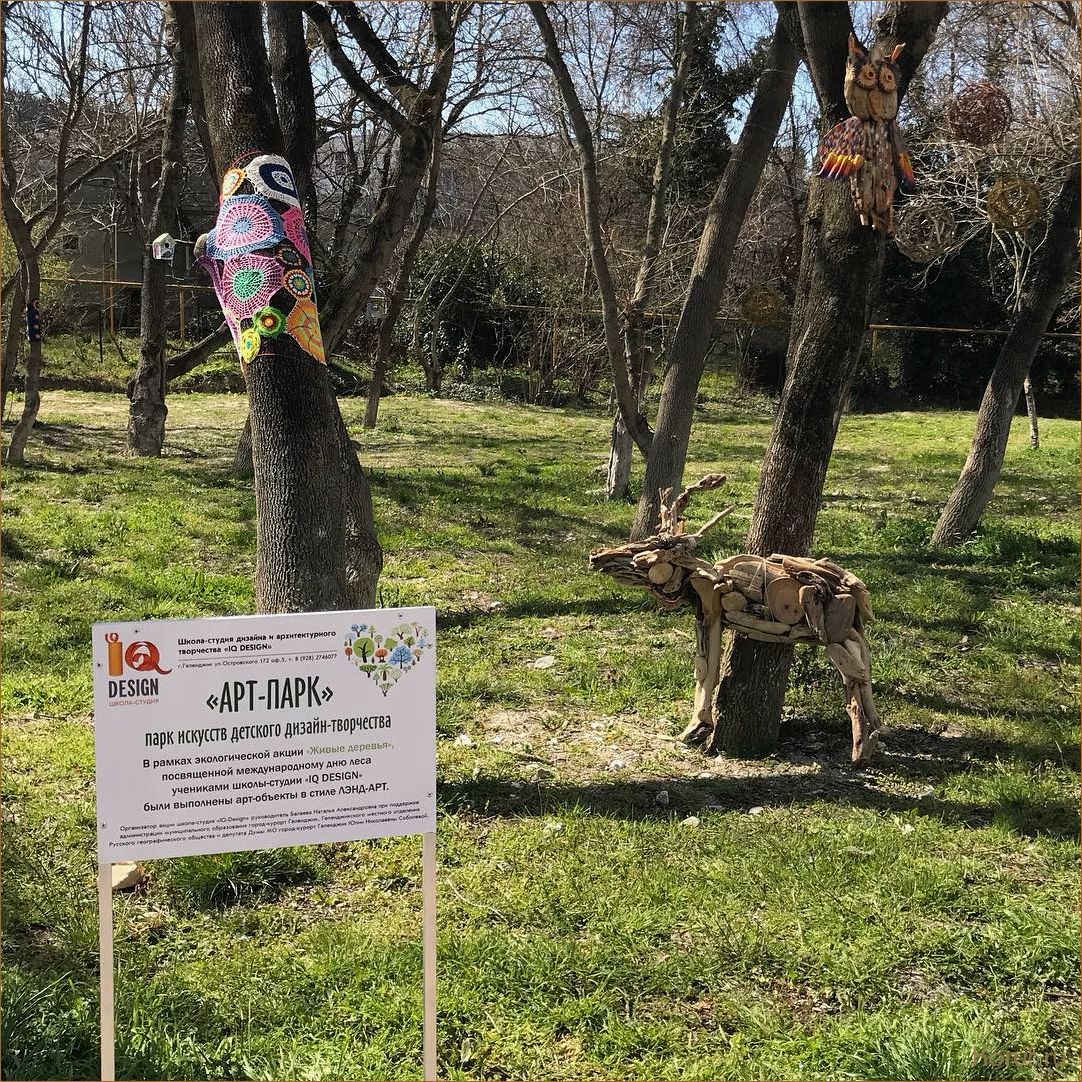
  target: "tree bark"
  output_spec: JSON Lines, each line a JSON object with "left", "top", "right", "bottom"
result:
{"left": 5, "top": 259, "right": 41, "bottom": 467}
{"left": 1, "top": 271, "right": 26, "bottom": 419}
{"left": 268, "top": 1, "right": 318, "bottom": 228}
{"left": 606, "top": 416, "right": 635, "bottom": 501}
{"left": 931, "top": 158, "right": 1079, "bottom": 546}
{"left": 1023, "top": 377, "right": 1039, "bottom": 450}
{"left": 234, "top": 414, "right": 254, "bottom": 478}
{"left": 364, "top": 130, "right": 444, "bottom": 429}
{"left": 129, "top": 3, "right": 189, "bottom": 456}
{"left": 193, "top": 0, "right": 381, "bottom": 611}
{"left": 629, "top": 14, "right": 801, "bottom": 538}
{"left": 709, "top": 0, "right": 947, "bottom": 758}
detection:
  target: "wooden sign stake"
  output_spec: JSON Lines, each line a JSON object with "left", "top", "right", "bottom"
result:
{"left": 423, "top": 830, "right": 437, "bottom": 1080}
{"left": 98, "top": 862, "right": 115, "bottom": 1082}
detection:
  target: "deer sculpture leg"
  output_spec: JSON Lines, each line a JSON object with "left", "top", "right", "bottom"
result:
{"left": 825, "top": 629, "right": 879, "bottom": 763}
{"left": 681, "top": 577, "right": 723, "bottom": 746}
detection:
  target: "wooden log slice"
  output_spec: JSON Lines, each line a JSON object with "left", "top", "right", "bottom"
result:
{"left": 766, "top": 577, "right": 803, "bottom": 624}
{"left": 660, "top": 568, "right": 685, "bottom": 593}
{"left": 824, "top": 592, "right": 856, "bottom": 644}
{"left": 647, "top": 561, "right": 675, "bottom": 585}
{"left": 720, "top": 590, "right": 747, "bottom": 612}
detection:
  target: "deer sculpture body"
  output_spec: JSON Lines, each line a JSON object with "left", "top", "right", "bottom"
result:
{"left": 590, "top": 475, "right": 880, "bottom": 763}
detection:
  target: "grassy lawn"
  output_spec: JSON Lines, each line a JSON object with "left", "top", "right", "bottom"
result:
{"left": 2, "top": 386, "right": 1078, "bottom": 1080}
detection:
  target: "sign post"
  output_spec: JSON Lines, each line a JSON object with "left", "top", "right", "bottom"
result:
{"left": 94, "top": 608, "right": 438, "bottom": 1081}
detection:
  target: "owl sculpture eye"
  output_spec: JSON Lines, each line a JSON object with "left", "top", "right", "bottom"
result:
{"left": 858, "top": 63, "right": 878, "bottom": 88}
{"left": 878, "top": 65, "right": 898, "bottom": 91}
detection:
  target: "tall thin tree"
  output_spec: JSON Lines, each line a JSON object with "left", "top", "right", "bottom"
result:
{"left": 707, "top": 0, "right": 947, "bottom": 758}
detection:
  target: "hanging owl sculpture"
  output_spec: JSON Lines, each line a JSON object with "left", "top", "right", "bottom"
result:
{"left": 816, "top": 35, "right": 916, "bottom": 233}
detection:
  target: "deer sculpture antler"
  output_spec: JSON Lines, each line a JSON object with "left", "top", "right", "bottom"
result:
{"left": 590, "top": 476, "right": 880, "bottom": 763}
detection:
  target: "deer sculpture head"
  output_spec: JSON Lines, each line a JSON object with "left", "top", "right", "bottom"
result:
{"left": 590, "top": 475, "right": 881, "bottom": 763}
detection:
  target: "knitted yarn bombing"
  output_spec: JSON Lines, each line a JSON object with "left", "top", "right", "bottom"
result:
{"left": 198, "top": 153, "right": 326, "bottom": 366}
{"left": 246, "top": 153, "right": 302, "bottom": 209}
{"left": 205, "top": 195, "right": 285, "bottom": 261}
{"left": 283, "top": 268, "right": 313, "bottom": 300}
{"left": 282, "top": 207, "right": 311, "bottom": 264}
{"left": 287, "top": 298, "right": 325, "bottom": 364}
{"left": 223, "top": 254, "right": 283, "bottom": 319}
{"left": 26, "top": 299, "right": 43, "bottom": 343}
{"left": 220, "top": 167, "right": 246, "bottom": 201}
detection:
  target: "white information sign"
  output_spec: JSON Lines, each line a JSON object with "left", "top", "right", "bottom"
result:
{"left": 92, "top": 607, "right": 438, "bottom": 1081}
{"left": 93, "top": 607, "right": 436, "bottom": 861}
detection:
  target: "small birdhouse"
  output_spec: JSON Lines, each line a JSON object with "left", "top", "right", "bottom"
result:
{"left": 151, "top": 232, "right": 176, "bottom": 261}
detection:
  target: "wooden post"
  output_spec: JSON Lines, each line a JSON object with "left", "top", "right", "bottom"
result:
{"left": 109, "top": 225, "right": 117, "bottom": 337}
{"left": 179, "top": 286, "right": 186, "bottom": 345}
{"left": 422, "top": 831, "right": 437, "bottom": 1080}
{"left": 98, "top": 862, "right": 115, "bottom": 1081}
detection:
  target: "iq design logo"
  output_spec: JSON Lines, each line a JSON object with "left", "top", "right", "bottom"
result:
{"left": 105, "top": 632, "right": 171, "bottom": 702}
{"left": 343, "top": 621, "right": 431, "bottom": 697}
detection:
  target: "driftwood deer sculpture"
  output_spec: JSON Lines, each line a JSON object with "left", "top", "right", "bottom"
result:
{"left": 590, "top": 475, "right": 881, "bottom": 763}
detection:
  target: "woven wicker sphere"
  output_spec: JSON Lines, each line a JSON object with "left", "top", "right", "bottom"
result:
{"left": 986, "top": 175, "right": 1041, "bottom": 231}
{"left": 894, "top": 202, "right": 956, "bottom": 263}
{"left": 740, "top": 285, "right": 785, "bottom": 325}
{"left": 948, "top": 82, "right": 1012, "bottom": 146}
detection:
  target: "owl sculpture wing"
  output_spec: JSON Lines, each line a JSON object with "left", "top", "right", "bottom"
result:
{"left": 890, "top": 122, "right": 916, "bottom": 190}
{"left": 816, "top": 116, "right": 866, "bottom": 180}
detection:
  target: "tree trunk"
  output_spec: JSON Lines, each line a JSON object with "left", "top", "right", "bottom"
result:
{"left": 6, "top": 259, "right": 42, "bottom": 467}
{"left": 709, "top": 1, "right": 947, "bottom": 758}
{"left": 629, "top": 17, "right": 800, "bottom": 539}
{"left": 1023, "top": 377, "right": 1039, "bottom": 450}
{"left": 1, "top": 272, "right": 25, "bottom": 419}
{"left": 233, "top": 414, "right": 254, "bottom": 478}
{"left": 530, "top": 0, "right": 652, "bottom": 456}
{"left": 365, "top": 130, "right": 444, "bottom": 430}
{"left": 193, "top": 1, "right": 381, "bottom": 611}
{"left": 129, "top": 3, "right": 189, "bottom": 456}
{"left": 606, "top": 415, "right": 634, "bottom": 501}
{"left": 309, "top": 2, "right": 456, "bottom": 356}
{"left": 268, "top": 1, "right": 318, "bottom": 229}
{"left": 931, "top": 159, "right": 1079, "bottom": 546}
{"left": 602, "top": 3, "right": 698, "bottom": 502}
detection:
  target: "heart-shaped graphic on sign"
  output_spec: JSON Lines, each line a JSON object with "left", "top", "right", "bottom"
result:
{"left": 343, "top": 621, "right": 431, "bottom": 697}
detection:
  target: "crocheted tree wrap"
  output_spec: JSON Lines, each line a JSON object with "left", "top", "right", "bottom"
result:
{"left": 197, "top": 153, "right": 325, "bottom": 365}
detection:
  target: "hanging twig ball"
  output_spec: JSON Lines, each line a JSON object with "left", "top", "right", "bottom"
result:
{"left": 893, "top": 202, "right": 956, "bottom": 262}
{"left": 986, "top": 175, "right": 1041, "bottom": 231}
{"left": 948, "top": 81, "right": 1012, "bottom": 146}
{"left": 740, "top": 285, "right": 786, "bottom": 325}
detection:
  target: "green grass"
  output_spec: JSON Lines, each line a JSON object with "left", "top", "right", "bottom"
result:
{"left": 2, "top": 386, "right": 1078, "bottom": 1079}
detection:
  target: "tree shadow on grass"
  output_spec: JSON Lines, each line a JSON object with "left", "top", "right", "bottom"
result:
{"left": 375, "top": 467, "right": 630, "bottom": 551}
{"left": 436, "top": 593, "right": 649, "bottom": 631}
{"left": 438, "top": 752, "right": 1080, "bottom": 842}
